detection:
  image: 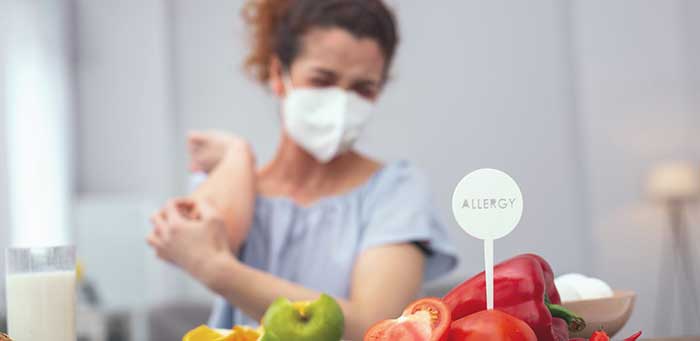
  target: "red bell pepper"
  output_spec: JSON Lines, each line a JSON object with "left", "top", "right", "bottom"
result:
{"left": 443, "top": 254, "right": 585, "bottom": 341}
{"left": 448, "top": 309, "right": 537, "bottom": 341}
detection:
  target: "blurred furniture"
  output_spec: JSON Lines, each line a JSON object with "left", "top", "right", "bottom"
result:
{"left": 148, "top": 301, "right": 211, "bottom": 341}
{"left": 647, "top": 162, "right": 700, "bottom": 336}
{"left": 1, "top": 309, "right": 130, "bottom": 341}
{"left": 104, "top": 311, "right": 133, "bottom": 341}
{"left": 78, "top": 306, "right": 108, "bottom": 341}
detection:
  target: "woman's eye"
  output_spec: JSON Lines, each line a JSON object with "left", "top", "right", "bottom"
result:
{"left": 355, "top": 87, "right": 376, "bottom": 99}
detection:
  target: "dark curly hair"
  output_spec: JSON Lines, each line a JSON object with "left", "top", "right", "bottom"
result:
{"left": 242, "top": 0, "right": 399, "bottom": 83}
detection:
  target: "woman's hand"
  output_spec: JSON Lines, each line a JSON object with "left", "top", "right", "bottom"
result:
{"left": 188, "top": 130, "right": 248, "bottom": 173}
{"left": 147, "top": 197, "right": 235, "bottom": 280}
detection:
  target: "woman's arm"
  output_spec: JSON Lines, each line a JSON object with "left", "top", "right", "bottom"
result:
{"left": 188, "top": 139, "right": 256, "bottom": 253}
{"left": 148, "top": 199, "right": 425, "bottom": 340}
{"left": 153, "top": 132, "right": 256, "bottom": 254}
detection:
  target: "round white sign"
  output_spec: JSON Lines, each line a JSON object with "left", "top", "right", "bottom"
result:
{"left": 451, "top": 168, "right": 523, "bottom": 240}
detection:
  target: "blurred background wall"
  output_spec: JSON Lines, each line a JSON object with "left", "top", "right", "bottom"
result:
{"left": 571, "top": 0, "right": 700, "bottom": 336}
{"left": 1, "top": 0, "right": 699, "bottom": 339}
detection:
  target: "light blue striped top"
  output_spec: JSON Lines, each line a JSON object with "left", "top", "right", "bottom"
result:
{"left": 208, "top": 160, "right": 458, "bottom": 328}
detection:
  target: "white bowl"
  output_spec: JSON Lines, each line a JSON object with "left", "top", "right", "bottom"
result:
{"left": 561, "top": 290, "right": 636, "bottom": 338}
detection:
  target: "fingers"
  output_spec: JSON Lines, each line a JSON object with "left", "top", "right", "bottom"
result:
{"left": 191, "top": 199, "right": 223, "bottom": 227}
{"left": 148, "top": 210, "right": 175, "bottom": 262}
{"left": 146, "top": 231, "right": 162, "bottom": 249}
{"left": 164, "top": 198, "right": 194, "bottom": 223}
{"left": 146, "top": 232, "right": 171, "bottom": 262}
{"left": 146, "top": 230, "right": 168, "bottom": 260}
{"left": 151, "top": 197, "right": 200, "bottom": 236}
{"left": 177, "top": 197, "right": 202, "bottom": 220}
{"left": 150, "top": 210, "right": 170, "bottom": 240}
{"left": 149, "top": 197, "right": 206, "bottom": 249}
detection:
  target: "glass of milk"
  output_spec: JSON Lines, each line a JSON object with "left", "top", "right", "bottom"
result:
{"left": 5, "top": 246, "right": 77, "bottom": 341}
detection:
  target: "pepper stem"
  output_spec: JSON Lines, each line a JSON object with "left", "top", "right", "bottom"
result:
{"left": 544, "top": 294, "right": 586, "bottom": 332}
{"left": 547, "top": 303, "right": 586, "bottom": 332}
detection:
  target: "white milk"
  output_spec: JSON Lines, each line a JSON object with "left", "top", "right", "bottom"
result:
{"left": 6, "top": 270, "right": 77, "bottom": 341}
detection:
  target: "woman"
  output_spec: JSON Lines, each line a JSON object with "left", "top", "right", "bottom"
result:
{"left": 147, "top": 0, "right": 457, "bottom": 338}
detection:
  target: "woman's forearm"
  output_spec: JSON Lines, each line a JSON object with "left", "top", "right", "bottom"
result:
{"left": 198, "top": 256, "right": 376, "bottom": 340}
{"left": 190, "top": 140, "right": 256, "bottom": 253}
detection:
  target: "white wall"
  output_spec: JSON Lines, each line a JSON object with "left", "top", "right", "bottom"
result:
{"left": 74, "top": 0, "right": 176, "bottom": 196}
{"left": 571, "top": 0, "right": 700, "bottom": 336}
{"left": 688, "top": 0, "right": 700, "bottom": 151}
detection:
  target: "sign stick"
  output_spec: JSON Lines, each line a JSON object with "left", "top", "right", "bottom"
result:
{"left": 484, "top": 238, "right": 494, "bottom": 310}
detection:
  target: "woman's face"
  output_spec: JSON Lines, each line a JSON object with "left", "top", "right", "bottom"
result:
{"left": 270, "top": 27, "right": 387, "bottom": 101}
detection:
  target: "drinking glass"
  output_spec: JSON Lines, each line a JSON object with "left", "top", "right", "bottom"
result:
{"left": 5, "top": 246, "right": 77, "bottom": 341}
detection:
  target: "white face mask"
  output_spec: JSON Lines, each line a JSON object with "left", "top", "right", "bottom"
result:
{"left": 282, "top": 79, "right": 374, "bottom": 163}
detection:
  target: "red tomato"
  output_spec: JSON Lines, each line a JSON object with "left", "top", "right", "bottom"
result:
{"left": 364, "top": 298, "right": 451, "bottom": 341}
{"left": 402, "top": 298, "right": 451, "bottom": 337}
{"left": 448, "top": 310, "right": 537, "bottom": 341}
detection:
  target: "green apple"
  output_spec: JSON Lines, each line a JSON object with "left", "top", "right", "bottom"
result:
{"left": 258, "top": 330, "right": 279, "bottom": 341}
{"left": 261, "top": 294, "right": 344, "bottom": 341}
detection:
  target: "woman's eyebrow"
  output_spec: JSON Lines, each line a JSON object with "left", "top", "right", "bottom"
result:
{"left": 311, "top": 67, "right": 338, "bottom": 79}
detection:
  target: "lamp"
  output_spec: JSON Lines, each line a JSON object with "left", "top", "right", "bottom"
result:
{"left": 647, "top": 161, "right": 700, "bottom": 335}
{"left": 648, "top": 162, "right": 700, "bottom": 201}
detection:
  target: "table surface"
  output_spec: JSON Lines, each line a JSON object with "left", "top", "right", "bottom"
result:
{"left": 645, "top": 338, "right": 700, "bottom": 341}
